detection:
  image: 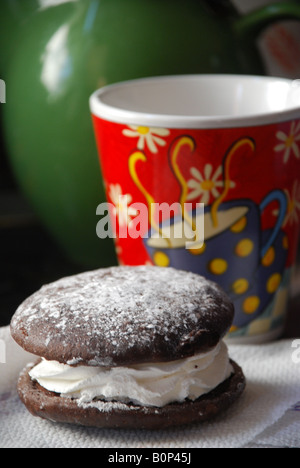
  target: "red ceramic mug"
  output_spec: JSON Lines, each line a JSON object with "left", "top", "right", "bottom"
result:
{"left": 90, "top": 75, "right": 300, "bottom": 343}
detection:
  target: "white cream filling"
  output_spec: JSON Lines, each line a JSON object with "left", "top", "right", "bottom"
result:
{"left": 29, "top": 341, "right": 233, "bottom": 408}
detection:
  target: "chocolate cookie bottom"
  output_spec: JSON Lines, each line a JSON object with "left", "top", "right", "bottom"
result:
{"left": 17, "top": 360, "right": 245, "bottom": 430}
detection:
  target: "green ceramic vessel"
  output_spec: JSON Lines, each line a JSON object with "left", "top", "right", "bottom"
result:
{"left": 2, "top": 0, "right": 300, "bottom": 267}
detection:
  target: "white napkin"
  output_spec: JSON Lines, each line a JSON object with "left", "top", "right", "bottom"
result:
{"left": 0, "top": 325, "right": 299, "bottom": 448}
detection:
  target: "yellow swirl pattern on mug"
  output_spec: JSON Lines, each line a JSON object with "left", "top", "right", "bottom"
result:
{"left": 128, "top": 151, "right": 171, "bottom": 247}
{"left": 211, "top": 138, "right": 255, "bottom": 228}
{"left": 169, "top": 136, "right": 200, "bottom": 243}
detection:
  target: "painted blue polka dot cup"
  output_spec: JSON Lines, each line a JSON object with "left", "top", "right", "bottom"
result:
{"left": 146, "top": 191, "right": 288, "bottom": 340}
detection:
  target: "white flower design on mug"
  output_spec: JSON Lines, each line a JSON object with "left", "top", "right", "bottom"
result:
{"left": 186, "top": 164, "right": 235, "bottom": 204}
{"left": 273, "top": 180, "right": 300, "bottom": 226}
{"left": 122, "top": 125, "right": 170, "bottom": 153}
{"left": 108, "top": 184, "right": 138, "bottom": 227}
{"left": 274, "top": 121, "right": 300, "bottom": 163}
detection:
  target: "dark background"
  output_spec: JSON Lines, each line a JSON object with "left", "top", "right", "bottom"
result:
{"left": 0, "top": 124, "right": 84, "bottom": 327}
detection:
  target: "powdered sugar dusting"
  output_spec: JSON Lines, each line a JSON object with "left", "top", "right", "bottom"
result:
{"left": 10, "top": 266, "right": 233, "bottom": 366}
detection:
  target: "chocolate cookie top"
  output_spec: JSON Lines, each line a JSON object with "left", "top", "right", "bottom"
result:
{"left": 10, "top": 266, "right": 234, "bottom": 366}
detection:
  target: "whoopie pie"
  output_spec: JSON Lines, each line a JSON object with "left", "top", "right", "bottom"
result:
{"left": 10, "top": 266, "right": 245, "bottom": 429}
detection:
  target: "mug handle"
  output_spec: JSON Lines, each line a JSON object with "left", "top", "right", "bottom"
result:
{"left": 234, "top": 2, "right": 300, "bottom": 39}
{"left": 259, "top": 189, "right": 287, "bottom": 259}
